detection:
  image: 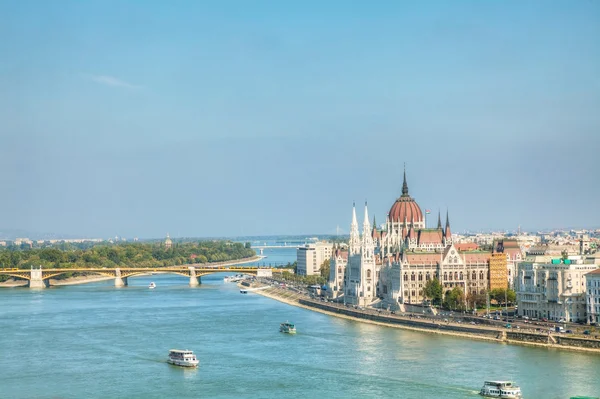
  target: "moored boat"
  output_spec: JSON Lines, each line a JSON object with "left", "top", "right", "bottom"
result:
{"left": 167, "top": 349, "right": 199, "bottom": 367}
{"left": 279, "top": 321, "right": 296, "bottom": 334}
{"left": 149, "top": 282, "right": 156, "bottom": 289}
{"left": 240, "top": 289, "right": 248, "bottom": 294}
{"left": 479, "top": 381, "right": 522, "bottom": 398}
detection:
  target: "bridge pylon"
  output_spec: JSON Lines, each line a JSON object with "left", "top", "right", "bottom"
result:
{"left": 29, "top": 266, "right": 49, "bottom": 288}
{"left": 115, "top": 268, "right": 128, "bottom": 287}
{"left": 188, "top": 266, "right": 200, "bottom": 287}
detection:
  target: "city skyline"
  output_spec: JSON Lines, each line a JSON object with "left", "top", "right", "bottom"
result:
{"left": 2, "top": 1, "right": 599, "bottom": 238}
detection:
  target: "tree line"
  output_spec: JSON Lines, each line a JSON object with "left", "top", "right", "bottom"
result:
{"left": 0, "top": 241, "right": 255, "bottom": 270}
{"left": 423, "top": 278, "right": 516, "bottom": 312}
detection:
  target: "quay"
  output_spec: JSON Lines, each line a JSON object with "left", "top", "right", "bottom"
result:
{"left": 244, "top": 281, "right": 600, "bottom": 354}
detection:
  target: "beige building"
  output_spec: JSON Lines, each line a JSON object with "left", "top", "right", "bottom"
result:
{"left": 297, "top": 242, "right": 333, "bottom": 276}
{"left": 585, "top": 268, "right": 600, "bottom": 324}
{"left": 516, "top": 255, "right": 598, "bottom": 323}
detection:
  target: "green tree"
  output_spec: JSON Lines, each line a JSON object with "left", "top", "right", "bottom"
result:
{"left": 423, "top": 278, "right": 443, "bottom": 306}
{"left": 489, "top": 288, "right": 517, "bottom": 305}
{"left": 443, "top": 287, "right": 466, "bottom": 311}
{"left": 320, "top": 259, "right": 330, "bottom": 280}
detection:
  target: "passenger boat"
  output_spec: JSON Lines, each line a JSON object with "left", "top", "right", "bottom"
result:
{"left": 479, "top": 381, "right": 522, "bottom": 398}
{"left": 148, "top": 282, "right": 156, "bottom": 289}
{"left": 167, "top": 349, "right": 199, "bottom": 367}
{"left": 279, "top": 321, "right": 296, "bottom": 334}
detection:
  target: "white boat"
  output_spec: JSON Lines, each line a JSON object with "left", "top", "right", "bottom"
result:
{"left": 279, "top": 321, "right": 296, "bottom": 334}
{"left": 224, "top": 274, "right": 244, "bottom": 283}
{"left": 479, "top": 381, "right": 522, "bottom": 398}
{"left": 149, "top": 282, "right": 156, "bottom": 289}
{"left": 167, "top": 349, "right": 199, "bottom": 367}
{"left": 240, "top": 289, "right": 248, "bottom": 294}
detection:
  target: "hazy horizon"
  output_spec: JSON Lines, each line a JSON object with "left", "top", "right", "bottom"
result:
{"left": 2, "top": 1, "right": 599, "bottom": 238}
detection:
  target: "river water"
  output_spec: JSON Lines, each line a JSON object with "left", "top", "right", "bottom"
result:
{"left": 1, "top": 253, "right": 599, "bottom": 398}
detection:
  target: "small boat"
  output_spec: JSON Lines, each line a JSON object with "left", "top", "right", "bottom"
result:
{"left": 149, "top": 282, "right": 156, "bottom": 289}
{"left": 479, "top": 381, "right": 522, "bottom": 398}
{"left": 225, "top": 274, "right": 245, "bottom": 283}
{"left": 279, "top": 321, "right": 296, "bottom": 334}
{"left": 240, "top": 289, "right": 248, "bottom": 294}
{"left": 167, "top": 349, "right": 199, "bottom": 367}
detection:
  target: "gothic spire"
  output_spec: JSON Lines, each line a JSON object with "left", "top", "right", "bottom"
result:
{"left": 349, "top": 202, "right": 361, "bottom": 255}
{"left": 437, "top": 210, "right": 442, "bottom": 229}
{"left": 401, "top": 163, "right": 409, "bottom": 196}
{"left": 445, "top": 209, "right": 452, "bottom": 239}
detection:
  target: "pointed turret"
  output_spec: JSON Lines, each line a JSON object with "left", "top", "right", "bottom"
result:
{"left": 349, "top": 202, "right": 361, "bottom": 255}
{"left": 445, "top": 210, "right": 452, "bottom": 239}
{"left": 362, "top": 201, "right": 374, "bottom": 257}
{"left": 437, "top": 210, "right": 442, "bottom": 230}
{"left": 371, "top": 214, "right": 380, "bottom": 240}
{"left": 401, "top": 163, "right": 409, "bottom": 196}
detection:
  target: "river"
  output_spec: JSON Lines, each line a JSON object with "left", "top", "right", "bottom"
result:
{"left": 1, "top": 271, "right": 599, "bottom": 398}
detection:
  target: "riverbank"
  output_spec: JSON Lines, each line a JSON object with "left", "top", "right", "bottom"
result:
{"left": 245, "top": 282, "right": 600, "bottom": 354}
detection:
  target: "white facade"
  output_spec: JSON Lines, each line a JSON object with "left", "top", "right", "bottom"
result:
{"left": 516, "top": 255, "right": 598, "bottom": 323}
{"left": 296, "top": 242, "right": 333, "bottom": 276}
{"left": 585, "top": 269, "right": 600, "bottom": 324}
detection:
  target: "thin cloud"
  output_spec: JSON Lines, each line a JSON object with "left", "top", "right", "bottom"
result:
{"left": 87, "top": 74, "right": 142, "bottom": 89}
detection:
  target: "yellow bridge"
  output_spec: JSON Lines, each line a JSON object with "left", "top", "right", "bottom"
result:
{"left": 0, "top": 265, "right": 284, "bottom": 288}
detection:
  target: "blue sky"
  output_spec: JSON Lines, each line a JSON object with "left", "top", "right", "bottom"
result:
{"left": 1, "top": 1, "right": 599, "bottom": 238}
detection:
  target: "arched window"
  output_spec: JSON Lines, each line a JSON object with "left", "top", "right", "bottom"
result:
{"left": 454, "top": 272, "right": 458, "bottom": 280}
{"left": 449, "top": 273, "right": 453, "bottom": 281}
{"left": 426, "top": 273, "right": 431, "bottom": 281}
{"left": 418, "top": 273, "right": 423, "bottom": 281}
{"left": 479, "top": 271, "right": 484, "bottom": 280}
{"left": 411, "top": 290, "right": 416, "bottom": 297}
{"left": 338, "top": 267, "right": 342, "bottom": 274}
{"left": 404, "top": 274, "right": 408, "bottom": 281}
{"left": 459, "top": 272, "right": 463, "bottom": 280}
{"left": 367, "top": 270, "right": 371, "bottom": 278}
{"left": 472, "top": 271, "right": 477, "bottom": 280}
{"left": 411, "top": 274, "right": 415, "bottom": 281}
{"left": 444, "top": 272, "right": 448, "bottom": 281}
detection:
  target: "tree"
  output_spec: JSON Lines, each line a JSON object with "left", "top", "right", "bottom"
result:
{"left": 467, "top": 291, "right": 487, "bottom": 310}
{"left": 489, "top": 288, "right": 516, "bottom": 305}
{"left": 444, "top": 287, "right": 466, "bottom": 311}
{"left": 423, "top": 278, "right": 443, "bottom": 306}
{"left": 320, "top": 259, "right": 330, "bottom": 280}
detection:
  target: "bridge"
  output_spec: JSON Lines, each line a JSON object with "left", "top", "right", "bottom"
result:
{"left": 0, "top": 265, "right": 285, "bottom": 289}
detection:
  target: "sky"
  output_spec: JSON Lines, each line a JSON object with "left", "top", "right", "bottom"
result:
{"left": 1, "top": 1, "right": 599, "bottom": 239}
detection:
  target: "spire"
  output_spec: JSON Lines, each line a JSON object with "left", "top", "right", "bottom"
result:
{"left": 349, "top": 202, "right": 361, "bottom": 255}
{"left": 362, "top": 201, "right": 374, "bottom": 257}
{"left": 363, "top": 201, "right": 371, "bottom": 235}
{"left": 401, "top": 163, "right": 409, "bottom": 196}
{"left": 437, "top": 210, "right": 442, "bottom": 229}
{"left": 445, "top": 210, "right": 452, "bottom": 239}
{"left": 373, "top": 215, "right": 377, "bottom": 230}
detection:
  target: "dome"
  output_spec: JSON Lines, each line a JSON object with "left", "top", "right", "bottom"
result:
{"left": 389, "top": 196, "right": 424, "bottom": 223}
{"left": 388, "top": 167, "right": 424, "bottom": 224}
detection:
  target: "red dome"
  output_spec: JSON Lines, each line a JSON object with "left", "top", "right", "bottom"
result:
{"left": 389, "top": 168, "right": 423, "bottom": 223}
{"left": 389, "top": 196, "right": 424, "bottom": 223}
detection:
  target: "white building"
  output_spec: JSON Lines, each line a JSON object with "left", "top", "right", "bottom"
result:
{"left": 328, "top": 169, "right": 492, "bottom": 309}
{"left": 516, "top": 255, "right": 598, "bottom": 323}
{"left": 296, "top": 241, "right": 333, "bottom": 276}
{"left": 585, "top": 268, "right": 600, "bottom": 325}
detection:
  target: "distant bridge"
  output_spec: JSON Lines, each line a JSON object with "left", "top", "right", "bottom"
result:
{"left": 253, "top": 245, "right": 301, "bottom": 249}
{"left": 0, "top": 265, "right": 285, "bottom": 289}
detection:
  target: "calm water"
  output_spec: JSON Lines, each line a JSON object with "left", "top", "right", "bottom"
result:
{"left": 1, "top": 274, "right": 599, "bottom": 399}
